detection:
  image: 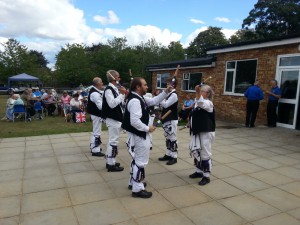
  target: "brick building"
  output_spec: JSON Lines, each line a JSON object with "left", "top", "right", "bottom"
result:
{"left": 146, "top": 35, "right": 300, "bottom": 130}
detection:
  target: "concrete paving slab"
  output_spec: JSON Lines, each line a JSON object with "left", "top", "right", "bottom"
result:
{"left": 181, "top": 201, "right": 246, "bottom": 225}
{"left": 21, "top": 189, "right": 71, "bottom": 214}
{"left": 220, "top": 194, "right": 280, "bottom": 221}
{"left": 21, "top": 208, "right": 78, "bottom": 225}
{"left": 0, "top": 122, "right": 299, "bottom": 224}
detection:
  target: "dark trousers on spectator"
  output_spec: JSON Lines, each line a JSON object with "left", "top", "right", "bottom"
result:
{"left": 246, "top": 100, "right": 259, "bottom": 127}
{"left": 267, "top": 101, "right": 278, "bottom": 127}
{"left": 45, "top": 104, "right": 56, "bottom": 116}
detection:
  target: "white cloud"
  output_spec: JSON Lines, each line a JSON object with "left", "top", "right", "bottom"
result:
{"left": 94, "top": 10, "right": 120, "bottom": 25}
{"left": 183, "top": 27, "right": 237, "bottom": 48}
{"left": 222, "top": 28, "right": 237, "bottom": 38}
{"left": 0, "top": 0, "right": 236, "bottom": 67}
{"left": 190, "top": 18, "right": 205, "bottom": 24}
{"left": 183, "top": 27, "right": 208, "bottom": 48}
{"left": 215, "top": 17, "right": 231, "bottom": 23}
{"left": 104, "top": 25, "right": 182, "bottom": 46}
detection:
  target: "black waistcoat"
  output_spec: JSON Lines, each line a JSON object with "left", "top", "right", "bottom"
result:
{"left": 161, "top": 91, "right": 178, "bottom": 123}
{"left": 121, "top": 93, "right": 150, "bottom": 139}
{"left": 101, "top": 86, "right": 123, "bottom": 122}
{"left": 87, "top": 87, "right": 102, "bottom": 116}
{"left": 191, "top": 107, "right": 215, "bottom": 135}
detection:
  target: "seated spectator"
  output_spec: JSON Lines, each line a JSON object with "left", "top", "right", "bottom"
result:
{"left": 12, "top": 94, "right": 25, "bottom": 121}
{"left": 21, "top": 89, "right": 36, "bottom": 121}
{"left": 1, "top": 92, "right": 16, "bottom": 121}
{"left": 42, "top": 90, "right": 57, "bottom": 116}
{"left": 178, "top": 94, "right": 194, "bottom": 121}
{"left": 70, "top": 93, "right": 83, "bottom": 122}
{"left": 51, "top": 89, "right": 58, "bottom": 100}
{"left": 14, "top": 94, "right": 24, "bottom": 105}
{"left": 59, "top": 90, "right": 72, "bottom": 116}
{"left": 33, "top": 87, "right": 42, "bottom": 98}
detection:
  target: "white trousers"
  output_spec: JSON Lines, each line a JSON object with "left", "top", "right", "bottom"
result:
{"left": 162, "top": 120, "right": 178, "bottom": 158}
{"left": 106, "top": 119, "right": 122, "bottom": 165}
{"left": 189, "top": 132, "right": 215, "bottom": 177}
{"left": 90, "top": 115, "right": 102, "bottom": 153}
{"left": 127, "top": 132, "right": 151, "bottom": 192}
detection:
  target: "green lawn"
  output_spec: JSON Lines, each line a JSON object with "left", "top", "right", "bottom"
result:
{"left": 0, "top": 95, "right": 94, "bottom": 138}
{"left": 0, "top": 95, "right": 187, "bottom": 138}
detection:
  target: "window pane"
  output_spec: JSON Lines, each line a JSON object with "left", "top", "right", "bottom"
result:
{"left": 225, "top": 71, "right": 234, "bottom": 92}
{"left": 227, "top": 61, "right": 235, "bottom": 69}
{"left": 278, "top": 103, "right": 295, "bottom": 125}
{"left": 279, "top": 56, "right": 300, "bottom": 66}
{"left": 182, "top": 80, "right": 189, "bottom": 90}
{"left": 280, "top": 70, "right": 298, "bottom": 99}
{"left": 156, "top": 75, "right": 161, "bottom": 87}
{"left": 189, "top": 73, "right": 202, "bottom": 90}
{"left": 234, "top": 60, "right": 257, "bottom": 93}
{"left": 161, "top": 73, "right": 170, "bottom": 88}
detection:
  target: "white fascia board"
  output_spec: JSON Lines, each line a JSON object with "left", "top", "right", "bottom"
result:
{"left": 148, "top": 64, "right": 215, "bottom": 72}
{"left": 207, "top": 38, "right": 300, "bottom": 54}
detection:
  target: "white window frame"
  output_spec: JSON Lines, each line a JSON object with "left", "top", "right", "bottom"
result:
{"left": 224, "top": 59, "right": 258, "bottom": 96}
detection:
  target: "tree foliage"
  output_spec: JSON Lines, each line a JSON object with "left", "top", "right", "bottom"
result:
{"left": 0, "top": 39, "right": 39, "bottom": 83}
{"left": 186, "top": 27, "right": 229, "bottom": 57}
{"left": 242, "top": 0, "right": 300, "bottom": 39}
{"left": 54, "top": 43, "right": 93, "bottom": 87}
{"left": 229, "top": 29, "right": 259, "bottom": 44}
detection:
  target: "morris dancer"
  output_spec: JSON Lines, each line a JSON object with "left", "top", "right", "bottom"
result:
{"left": 102, "top": 70, "right": 126, "bottom": 172}
{"left": 189, "top": 84, "right": 215, "bottom": 185}
{"left": 122, "top": 77, "right": 170, "bottom": 198}
{"left": 87, "top": 77, "right": 105, "bottom": 157}
{"left": 158, "top": 77, "right": 179, "bottom": 165}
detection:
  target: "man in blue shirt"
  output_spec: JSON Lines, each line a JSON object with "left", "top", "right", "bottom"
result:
{"left": 244, "top": 80, "right": 264, "bottom": 127}
{"left": 266, "top": 79, "right": 281, "bottom": 127}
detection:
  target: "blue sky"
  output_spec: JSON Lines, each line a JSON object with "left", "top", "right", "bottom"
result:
{"left": 0, "top": 0, "right": 258, "bottom": 67}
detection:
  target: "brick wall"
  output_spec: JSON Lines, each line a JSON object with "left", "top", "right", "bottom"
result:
{"left": 151, "top": 43, "right": 299, "bottom": 125}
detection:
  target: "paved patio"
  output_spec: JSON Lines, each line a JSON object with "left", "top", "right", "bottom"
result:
{"left": 0, "top": 121, "right": 300, "bottom": 225}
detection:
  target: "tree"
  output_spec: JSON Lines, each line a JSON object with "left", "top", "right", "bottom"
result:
{"left": 186, "top": 27, "right": 229, "bottom": 58}
{"left": 55, "top": 43, "right": 93, "bottom": 87}
{"left": 29, "top": 50, "right": 49, "bottom": 69}
{"left": 0, "top": 38, "right": 38, "bottom": 82}
{"left": 162, "top": 41, "right": 185, "bottom": 61}
{"left": 229, "top": 29, "right": 259, "bottom": 44}
{"left": 242, "top": 0, "right": 300, "bottom": 39}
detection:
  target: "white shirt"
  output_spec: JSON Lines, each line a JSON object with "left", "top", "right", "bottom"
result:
{"left": 127, "top": 91, "right": 167, "bottom": 132}
{"left": 104, "top": 83, "right": 125, "bottom": 110}
{"left": 194, "top": 95, "right": 214, "bottom": 112}
{"left": 104, "top": 83, "right": 125, "bottom": 127}
{"left": 160, "top": 89, "right": 178, "bottom": 109}
{"left": 90, "top": 86, "right": 103, "bottom": 110}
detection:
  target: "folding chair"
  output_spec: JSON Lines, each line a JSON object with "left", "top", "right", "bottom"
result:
{"left": 13, "top": 104, "right": 26, "bottom": 122}
{"left": 33, "top": 101, "right": 43, "bottom": 120}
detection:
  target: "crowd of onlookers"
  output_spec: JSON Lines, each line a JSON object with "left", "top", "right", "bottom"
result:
{"left": 1, "top": 87, "right": 89, "bottom": 123}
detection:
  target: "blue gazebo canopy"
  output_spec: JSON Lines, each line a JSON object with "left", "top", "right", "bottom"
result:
{"left": 8, "top": 73, "right": 40, "bottom": 87}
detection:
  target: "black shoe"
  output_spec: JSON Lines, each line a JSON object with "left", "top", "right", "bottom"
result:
{"left": 158, "top": 155, "right": 171, "bottom": 161}
{"left": 91, "top": 152, "right": 105, "bottom": 157}
{"left": 107, "top": 164, "right": 124, "bottom": 172}
{"left": 128, "top": 182, "right": 147, "bottom": 190}
{"left": 132, "top": 190, "right": 152, "bottom": 198}
{"left": 166, "top": 158, "right": 177, "bottom": 165}
{"left": 198, "top": 177, "right": 210, "bottom": 186}
{"left": 106, "top": 163, "right": 120, "bottom": 169}
{"left": 189, "top": 172, "right": 203, "bottom": 179}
